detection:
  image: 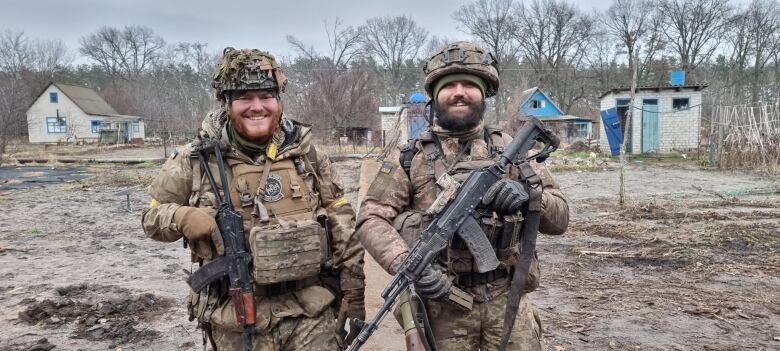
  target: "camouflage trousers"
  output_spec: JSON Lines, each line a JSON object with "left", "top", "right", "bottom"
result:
{"left": 211, "top": 308, "right": 339, "bottom": 351}
{"left": 425, "top": 292, "right": 544, "bottom": 351}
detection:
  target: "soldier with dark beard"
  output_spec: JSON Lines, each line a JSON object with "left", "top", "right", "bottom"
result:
{"left": 356, "top": 41, "right": 569, "bottom": 351}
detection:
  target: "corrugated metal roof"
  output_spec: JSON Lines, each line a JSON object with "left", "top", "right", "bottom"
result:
{"left": 599, "top": 83, "right": 708, "bottom": 99}
{"left": 539, "top": 115, "right": 592, "bottom": 122}
{"left": 379, "top": 106, "right": 402, "bottom": 113}
{"left": 53, "top": 83, "right": 119, "bottom": 116}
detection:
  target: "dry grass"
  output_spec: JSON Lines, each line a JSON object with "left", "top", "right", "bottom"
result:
{"left": 79, "top": 165, "right": 156, "bottom": 188}
{"left": 315, "top": 143, "right": 377, "bottom": 155}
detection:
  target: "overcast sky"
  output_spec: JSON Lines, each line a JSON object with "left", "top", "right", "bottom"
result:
{"left": 3, "top": 0, "right": 612, "bottom": 62}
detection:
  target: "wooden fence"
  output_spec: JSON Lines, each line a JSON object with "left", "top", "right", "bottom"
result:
{"left": 710, "top": 103, "right": 780, "bottom": 174}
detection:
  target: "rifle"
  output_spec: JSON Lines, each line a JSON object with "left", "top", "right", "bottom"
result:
{"left": 346, "top": 118, "right": 559, "bottom": 351}
{"left": 190, "top": 139, "right": 256, "bottom": 351}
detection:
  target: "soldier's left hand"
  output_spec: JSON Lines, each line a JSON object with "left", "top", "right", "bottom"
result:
{"left": 481, "top": 179, "right": 529, "bottom": 216}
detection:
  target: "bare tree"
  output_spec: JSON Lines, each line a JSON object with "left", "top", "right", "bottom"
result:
{"left": 744, "top": 0, "right": 780, "bottom": 101}
{"left": 604, "top": 0, "right": 655, "bottom": 75}
{"left": 659, "top": 0, "right": 732, "bottom": 76}
{"left": 515, "top": 0, "right": 596, "bottom": 112}
{"left": 325, "top": 18, "right": 361, "bottom": 68}
{"left": 453, "top": 0, "right": 521, "bottom": 120}
{"left": 288, "top": 60, "right": 378, "bottom": 140}
{"left": 286, "top": 35, "right": 318, "bottom": 63}
{"left": 585, "top": 25, "right": 623, "bottom": 95}
{"left": 0, "top": 30, "right": 32, "bottom": 74}
{"left": 359, "top": 15, "right": 428, "bottom": 103}
{"left": 0, "top": 75, "right": 28, "bottom": 163}
{"left": 79, "top": 25, "right": 166, "bottom": 80}
{"left": 454, "top": 0, "right": 519, "bottom": 74}
{"left": 287, "top": 18, "right": 362, "bottom": 68}
{"left": 31, "top": 38, "right": 74, "bottom": 73}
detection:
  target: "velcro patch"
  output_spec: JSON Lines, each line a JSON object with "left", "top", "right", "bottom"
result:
{"left": 380, "top": 162, "right": 395, "bottom": 174}
{"left": 367, "top": 165, "right": 395, "bottom": 198}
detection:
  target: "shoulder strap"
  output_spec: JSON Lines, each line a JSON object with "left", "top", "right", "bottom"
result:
{"left": 301, "top": 144, "right": 322, "bottom": 187}
{"left": 306, "top": 145, "right": 319, "bottom": 171}
{"left": 485, "top": 126, "right": 506, "bottom": 157}
{"left": 398, "top": 140, "right": 419, "bottom": 177}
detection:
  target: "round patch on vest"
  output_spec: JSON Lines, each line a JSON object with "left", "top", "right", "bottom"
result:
{"left": 263, "top": 173, "right": 284, "bottom": 202}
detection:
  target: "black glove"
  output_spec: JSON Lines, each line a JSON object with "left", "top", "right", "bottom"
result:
{"left": 481, "top": 179, "right": 529, "bottom": 216}
{"left": 414, "top": 264, "right": 452, "bottom": 300}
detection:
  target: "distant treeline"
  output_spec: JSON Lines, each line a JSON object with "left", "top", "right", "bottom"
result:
{"left": 1, "top": 0, "right": 779, "bottom": 152}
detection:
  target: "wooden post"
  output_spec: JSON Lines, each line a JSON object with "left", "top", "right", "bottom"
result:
{"left": 619, "top": 53, "right": 638, "bottom": 206}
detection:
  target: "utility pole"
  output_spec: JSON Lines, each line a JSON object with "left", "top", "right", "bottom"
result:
{"left": 619, "top": 53, "right": 638, "bottom": 206}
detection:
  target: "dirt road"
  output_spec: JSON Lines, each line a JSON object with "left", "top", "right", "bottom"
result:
{"left": 0, "top": 160, "right": 777, "bottom": 350}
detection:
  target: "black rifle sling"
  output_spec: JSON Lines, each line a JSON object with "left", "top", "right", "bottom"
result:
{"left": 499, "top": 161, "right": 543, "bottom": 351}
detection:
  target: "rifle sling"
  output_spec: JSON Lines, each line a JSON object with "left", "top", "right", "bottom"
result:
{"left": 499, "top": 176, "right": 543, "bottom": 351}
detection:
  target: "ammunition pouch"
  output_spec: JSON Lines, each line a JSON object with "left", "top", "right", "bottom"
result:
{"left": 254, "top": 276, "right": 320, "bottom": 297}
{"left": 188, "top": 278, "right": 224, "bottom": 323}
{"left": 249, "top": 219, "right": 326, "bottom": 284}
{"left": 456, "top": 268, "right": 509, "bottom": 288}
{"left": 447, "top": 213, "right": 522, "bottom": 272}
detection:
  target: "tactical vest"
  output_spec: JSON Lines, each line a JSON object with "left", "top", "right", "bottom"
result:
{"left": 189, "top": 146, "right": 328, "bottom": 285}
{"left": 395, "top": 127, "right": 539, "bottom": 291}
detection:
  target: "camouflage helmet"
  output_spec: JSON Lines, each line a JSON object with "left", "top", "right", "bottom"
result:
{"left": 211, "top": 47, "right": 288, "bottom": 101}
{"left": 423, "top": 41, "right": 499, "bottom": 98}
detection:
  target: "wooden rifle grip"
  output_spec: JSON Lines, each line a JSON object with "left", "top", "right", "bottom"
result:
{"left": 242, "top": 292, "right": 256, "bottom": 325}
{"left": 230, "top": 289, "right": 256, "bottom": 325}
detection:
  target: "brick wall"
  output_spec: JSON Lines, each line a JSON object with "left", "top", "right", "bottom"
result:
{"left": 599, "top": 89, "right": 702, "bottom": 154}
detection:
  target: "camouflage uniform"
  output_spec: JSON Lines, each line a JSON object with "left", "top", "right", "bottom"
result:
{"left": 143, "top": 49, "right": 364, "bottom": 351}
{"left": 356, "top": 42, "right": 569, "bottom": 351}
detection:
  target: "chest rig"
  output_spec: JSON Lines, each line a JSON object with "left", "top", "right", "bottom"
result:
{"left": 399, "top": 127, "right": 523, "bottom": 280}
{"left": 190, "top": 143, "right": 330, "bottom": 287}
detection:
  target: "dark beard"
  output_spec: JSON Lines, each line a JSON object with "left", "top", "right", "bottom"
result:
{"left": 433, "top": 100, "right": 486, "bottom": 131}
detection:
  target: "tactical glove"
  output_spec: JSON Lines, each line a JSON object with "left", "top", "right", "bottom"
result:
{"left": 173, "top": 206, "right": 224, "bottom": 259}
{"left": 481, "top": 179, "right": 529, "bottom": 216}
{"left": 414, "top": 264, "right": 452, "bottom": 300}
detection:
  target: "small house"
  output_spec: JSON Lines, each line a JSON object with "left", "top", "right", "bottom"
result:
{"left": 26, "top": 82, "right": 145, "bottom": 144}
{"left": 516, "top": 87, "right": 593, "bottom": 142}
{"left": 598, "top": 73, "right": 707, "bottom": 155}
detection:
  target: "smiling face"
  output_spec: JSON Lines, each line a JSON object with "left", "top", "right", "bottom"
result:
{"left": 434, "top": 80, "right": 485, "bottom": 131}
{"left": 227, "top": 89, "right": 282, "bottom": 143}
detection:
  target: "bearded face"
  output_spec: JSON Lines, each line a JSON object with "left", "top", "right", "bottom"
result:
{"left": 433, "top": 80, "right": 486, "bottom": 131}
{"left": 227, "top": 89, "right": 282, "bottom": 143}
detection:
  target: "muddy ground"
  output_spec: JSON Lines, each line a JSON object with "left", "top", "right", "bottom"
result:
{"left": 0, "top": 157, "right": 778, "bottom": 350}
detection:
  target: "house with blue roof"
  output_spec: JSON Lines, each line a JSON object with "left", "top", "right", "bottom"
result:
{"left": 379, "top": 91, "right": 429, "bottom": 145}
{"left": 516, "top": 87, "right": 593, "bottom": 141}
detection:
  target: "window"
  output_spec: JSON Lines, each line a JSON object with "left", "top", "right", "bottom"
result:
{"left": 91, "top": 121, "right": 101, "bottom": 133}
{"left": 672, "top": 98, "right": 690, "bottom": 111}
{"left": 132, "top": 121, "right": 140, "bottom": 133}
{"left": 529, "top": 99, "right": 545, "bottom": 109}
{"left": 575, "top": 122, "right": 590, "bottom": 138}
{"left": 46, "top": 117, "right": 67, "bottom": 133}
{"left": 49, "top": 92, "right": 58, "bottom": 103}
